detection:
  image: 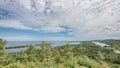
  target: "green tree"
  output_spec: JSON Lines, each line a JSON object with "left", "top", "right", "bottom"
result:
{"left": 53, "top": 48, "right": 64, "bottom": 64}
{"left": 62, "top": 43, "right": 76, "bottom": 68}
{"left": 0, "top": 39, "right": 7, "bottom": 56}
{"left": 25, "top": 44, "right": 36, "bottom": 55}
{"left": 24, "top": 44, "right": 36, "bottom": 62}
{"left": 0, "top": 39, "right": 7, "bottom": 65}
{"left": 38, "top": 42, "right": 54, "bottom": 66}
{"left": 97, "top": 51, "right": 104, "bottom": 64}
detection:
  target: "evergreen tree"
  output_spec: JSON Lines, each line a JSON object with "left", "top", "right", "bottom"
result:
{"left": 0, "top": 39, "right": 7, "bottom": 56}
{"left": 38, "top": 42, "right": 54, "bottom": 66}
{"left": 24, "top": 44, "right": 36, "bottom": 62}
{"left": 62, "top": 43, "right": 76, "bottom": 68}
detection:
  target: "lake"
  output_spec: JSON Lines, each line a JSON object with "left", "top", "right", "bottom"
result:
{"left": 5, "top": 41, "right": 81, "bottom": 52}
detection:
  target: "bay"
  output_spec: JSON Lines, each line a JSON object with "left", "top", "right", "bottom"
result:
{"left": 5, "top": 41, "right": 81, "bottom": 52}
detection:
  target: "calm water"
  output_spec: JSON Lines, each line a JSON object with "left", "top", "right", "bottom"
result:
{"left": 5, "top": 41, "right": 81, "bottom": 52}
{"left": 5, "top": 41, "right": 109, "bottom": 52}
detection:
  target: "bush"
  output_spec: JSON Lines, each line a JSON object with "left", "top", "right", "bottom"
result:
{"left": 6, "top": 63, "right": 24, "bottom": 68}
{"left": 77, "top": 55, "right": 100, "bottom": 68}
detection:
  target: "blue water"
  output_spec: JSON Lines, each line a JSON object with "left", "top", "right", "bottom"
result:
{"left": 5, "top": 41, "right": 81, "bottom": 52}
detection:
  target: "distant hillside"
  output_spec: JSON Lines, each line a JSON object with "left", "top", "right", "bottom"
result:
{"left": 94, "top": 39, "right": 120, "bottom": 46}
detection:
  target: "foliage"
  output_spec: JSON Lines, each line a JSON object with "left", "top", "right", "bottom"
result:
{"left": 0, "top": 39, "right": 7, "bottom": 56}
{"left": 97, "top": 39, "right": 120, "bottom": 46}
{"left": 77, "top": 55, "right": 100, "bottom": 68}
{"left": 0, "top": 39, "right": 120, "bottom": 68}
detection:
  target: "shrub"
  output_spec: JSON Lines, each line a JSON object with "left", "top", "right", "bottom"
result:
{"left": 6, "top": 63, "right": 24, "bottom": 68}
{"left": 77, "top": 55, "right": 100, "bottom": 68}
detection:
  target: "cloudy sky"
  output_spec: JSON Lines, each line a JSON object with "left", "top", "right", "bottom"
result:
{"left": 0, "top": 0, "right": 120, "bottom": 41}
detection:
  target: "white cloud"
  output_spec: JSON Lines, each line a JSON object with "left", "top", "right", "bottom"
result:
{"left": 0, "top": 20, "right": 32, "bottom": 30}
{"left": 2, "top": 36, "right": 37, "bottom": 41}
{"left": 0, "top": 0, "right": 120, "bottom": 40}
{"left": 1, "top": 36, "right": 77, "bottom": 41}
{"left": 19, "top": 0, "right": 32, "bottom": 10}
{"left": 40, "top": 25, "right": 66, "bottom": 32}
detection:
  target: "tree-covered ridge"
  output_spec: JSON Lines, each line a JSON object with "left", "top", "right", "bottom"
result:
{"left": 95, "top": 39, "right": 120, "bottom": 46}
{"left": 0, "top": 39, "right": 120, "bottom": 68}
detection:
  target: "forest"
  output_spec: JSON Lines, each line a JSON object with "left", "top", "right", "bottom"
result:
{"left": 0, "top": 39, "right": 120, "bottom": 68}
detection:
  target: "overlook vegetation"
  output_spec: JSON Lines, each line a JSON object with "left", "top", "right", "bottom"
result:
{"left": 0, "top": 39, "right": 120, "bottom": 68}
{"left": 95, "top": 39, "right": 120, "bottom": 46}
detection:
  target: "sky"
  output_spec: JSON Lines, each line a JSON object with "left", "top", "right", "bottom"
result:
{"left": 0, "top": 0, "right": 120, "bottom": 41}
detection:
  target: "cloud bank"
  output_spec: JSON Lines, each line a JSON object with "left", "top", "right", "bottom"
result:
{"left": 0, "top": 0, "right": 120, "bottom": 40}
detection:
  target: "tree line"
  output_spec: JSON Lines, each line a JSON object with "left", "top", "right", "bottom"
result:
{"left": 0, "top": 39, "right": 120, "bottom": 68}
